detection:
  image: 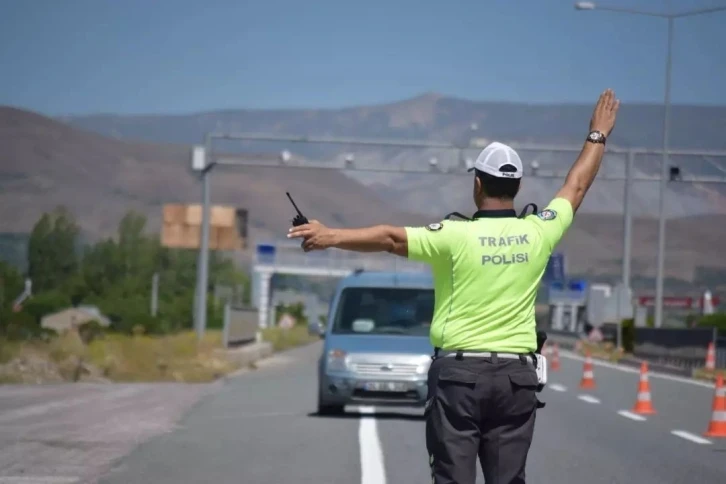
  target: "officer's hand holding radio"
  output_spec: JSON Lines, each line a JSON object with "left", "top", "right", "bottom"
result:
{"left": 286, "top": 192, "right": 334, "bottom": 252}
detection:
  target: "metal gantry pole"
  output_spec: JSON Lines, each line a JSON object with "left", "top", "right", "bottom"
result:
{"left": 654, "top": 17, "right": 674, "bottom": 329}
{"left": 198, "top": 129, "right": 726, "bottom": 339}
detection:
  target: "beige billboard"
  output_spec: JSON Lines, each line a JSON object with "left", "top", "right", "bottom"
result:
{"left": 161, "top": 204, "right": 247, "bottom": 250}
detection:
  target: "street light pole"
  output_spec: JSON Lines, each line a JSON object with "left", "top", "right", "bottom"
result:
{"left": 194, "top": 134, "right": 214, "bottom": 340}
{"left": 622, "top": 150, "right": 634, "bottom": 290}
{"left": 574, "top": 2, "right": 726, "bottom": 328}
{"left": 654, "top": 17, "right": 673, "bottom": 329}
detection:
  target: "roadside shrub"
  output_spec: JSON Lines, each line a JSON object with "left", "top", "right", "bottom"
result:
{"left": 621, "top": 318, "right": 635, "bottom": 352}
{"left": 78, "top": 320, "right": 106, "bottom": 345}
{"left": 22, "top": 291, "right": 70, "bottom": 323}
{"left": 1, "top": 310, "right": 43, "bottom": 340}
{"left": 620, "top": 316, "right": 657, "bottom": 353}
{"left": 696, "top": 312, "right": 726, "bottom": 332}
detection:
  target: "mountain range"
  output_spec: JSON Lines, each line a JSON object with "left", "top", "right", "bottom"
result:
{"left": 62, "top": 92, "right": 726, "bottom": 219}
{"left": 2, "top": 93, "right": 726, "bottom": 286}
{"left": 0, "top": 106, "right": 427, "bottom": 246}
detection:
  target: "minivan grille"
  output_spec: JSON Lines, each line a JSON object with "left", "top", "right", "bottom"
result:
{"left": 351, "top": 362, "right": 419, "bottom": 377}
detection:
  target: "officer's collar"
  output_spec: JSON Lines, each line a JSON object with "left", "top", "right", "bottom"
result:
{"left": 472, "top": 209, "right": 517, "bottom": 219}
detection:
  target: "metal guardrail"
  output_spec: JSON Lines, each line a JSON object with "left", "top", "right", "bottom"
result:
{"left": 717, "top": 337, "right": 726, "bottom": 369}
{"left": 716, "top": 349, "right": 726, "bottom": 369}
{"left": 633, "top": 327, "right": 715, "bottom": 369}
{"left": 544, "top": 326, "right": 726, "bottom": 372}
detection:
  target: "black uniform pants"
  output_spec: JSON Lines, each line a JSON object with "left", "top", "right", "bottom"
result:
{"left": 425, "top": 354, "right": 539, "bottom": 484}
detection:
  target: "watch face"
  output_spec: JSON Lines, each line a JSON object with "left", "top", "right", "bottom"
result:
{"left": 588, "top": 131, "right": 603, "bottom": 142}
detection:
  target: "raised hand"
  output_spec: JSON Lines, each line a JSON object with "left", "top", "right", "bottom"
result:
{"left": 589, "top": 89, "right": 620, "bottom": 137}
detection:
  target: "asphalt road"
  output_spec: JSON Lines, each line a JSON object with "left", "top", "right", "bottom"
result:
{"left": 2, "top": 342, "right": 725, "bottom": 483}
{"left": 0, "top": 380, "right": 219, "bottom": 484}
{"left": 99, "top": 342, "right": 726, "bottom": 484}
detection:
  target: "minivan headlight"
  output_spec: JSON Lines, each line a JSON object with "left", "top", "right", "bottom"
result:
{"left": 327, "top": 349, "right": 349, "bottom": 372}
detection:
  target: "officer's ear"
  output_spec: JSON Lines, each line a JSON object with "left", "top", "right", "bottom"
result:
{"left": 473, "top": 175, "right": 483, "bottom": 198}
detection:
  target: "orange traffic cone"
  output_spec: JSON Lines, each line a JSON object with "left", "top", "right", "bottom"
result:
{"left": 705, "top": 342, "right": 716, "bottom": 371}
{"left": 704, "top": 374, "right": 726, "bottom": 438}
{"left": 632, "top": 362, "right": 656, "bottom": 414}
{"left": 550, "top": 343, "right": 561, "bottom": 372}
{"left": 579, "top": 351, "right": 596, "bottom": 389}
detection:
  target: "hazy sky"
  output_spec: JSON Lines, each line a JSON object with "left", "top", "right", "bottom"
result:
{"left": 1, "top": 0, "right": 725, "bottom": 115}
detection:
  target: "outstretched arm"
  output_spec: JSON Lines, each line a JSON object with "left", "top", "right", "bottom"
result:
{"left": 288, "top": 222, "right": 409, "bottom": 256}
{"left": 556, "top": 89, "right": 620, "bottom": 213}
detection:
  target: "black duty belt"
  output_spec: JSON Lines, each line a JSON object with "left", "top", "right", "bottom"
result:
{"left": 433, "top": 348, "right": 536, "bottom": 366}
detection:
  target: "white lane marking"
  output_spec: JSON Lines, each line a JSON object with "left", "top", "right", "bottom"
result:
{"left": 358, "top": 406, "right": 387, "bottom": 484}
{"left": 617, "top": 410, "right": 647, "bottom": 421}
{"left": 577, "top": 395, "right": 601, "bottom": 404}
{"left": 549, "top": 383, "right": 567, "bottom": 392}
{"left": 671, "top": 430, "right": 712, "bottom": 445}
{"left": 559, "top": 350, "right": 715, "bottom": 389}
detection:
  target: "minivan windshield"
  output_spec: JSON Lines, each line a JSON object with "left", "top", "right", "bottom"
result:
{"left": 331, "top": 287, "right": 434, "bottom": 336}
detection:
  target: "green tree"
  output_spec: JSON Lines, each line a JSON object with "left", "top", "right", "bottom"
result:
{"left": 80, "top": 238, "right": 123, "bottom": 297}
{"left": 117, "top": 211, "right": 156, "bottom": 283}
{"left": 27, "top": 213, "right": 52, "bottom": 290}
{"left": 22, "top": 291, "right": 70, "bottom": 323}
{"left": 0, "top": 261, "right": 24, "bottom": 311}
{"left": 27, "top": 207, "right": 80, "bottom": 292}
{"left": 19, "top": 207, "right": 250, "bottom": 337}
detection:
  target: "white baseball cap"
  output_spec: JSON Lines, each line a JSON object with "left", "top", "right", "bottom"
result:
{"left": 467, "top": 142, "right": 523, "bottom": 179}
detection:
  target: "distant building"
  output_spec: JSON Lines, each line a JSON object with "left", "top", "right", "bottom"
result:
{"left": 40, "top": 305, "right": 111, "bottom": 333}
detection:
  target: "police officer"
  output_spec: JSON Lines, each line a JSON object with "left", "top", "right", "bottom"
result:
{"left": 288, "top": 89, "right": 620, "bottom": 483}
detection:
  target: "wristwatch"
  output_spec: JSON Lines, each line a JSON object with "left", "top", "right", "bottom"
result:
{"left": 586, "top": 130, "right": 607, "bottom": 144}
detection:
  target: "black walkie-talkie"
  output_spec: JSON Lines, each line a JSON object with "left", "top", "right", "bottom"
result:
{"left": 286, "top": 192, "right": 309, "bottom": 226}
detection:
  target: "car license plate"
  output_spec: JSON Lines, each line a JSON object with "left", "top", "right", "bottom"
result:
{"left": 362, "top": 381, "right": 408, "bottom": 392}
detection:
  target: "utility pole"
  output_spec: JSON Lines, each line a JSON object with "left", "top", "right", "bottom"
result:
{"left": 151, "top": 272, "right": 159, "bottom": 317}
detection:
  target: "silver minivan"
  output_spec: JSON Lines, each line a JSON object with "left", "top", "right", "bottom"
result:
{"left": 310, "top": 270, "right": 434, "bottom": 415}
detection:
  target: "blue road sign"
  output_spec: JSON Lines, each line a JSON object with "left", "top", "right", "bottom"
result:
{"left": 256, "top": 244, "right": 276, "bottom": 264}
{"left": 544, "top": 252, "right": 566, "bottom": 283}
{"left": 548, "top": 277, "right": 588, "bottom": 304}
{"left": 568, "top": 279, "right": 587, "bottom": 293}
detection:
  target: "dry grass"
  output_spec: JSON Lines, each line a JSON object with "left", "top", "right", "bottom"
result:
{"left": 547, "top": 338, "right": 625, "bottom": 363}
{"left": 0, "top": 341, "right": 20, "bottom": 365}
{"left": 692, "top": 368, "right": 726, "bottom": 382}
{"left": 578, "top": 341, "right": 625, "bottom": 363}
{"left": 0, "top": 325, "right": 319, "bottom": 384}
{"left": 83, "top": 330, "right": 241, "bottom": 382}
{"left": 0, "top": 330, "right": 242, "bottom": 383}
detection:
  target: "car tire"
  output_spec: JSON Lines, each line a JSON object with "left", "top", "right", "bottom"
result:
{"left": 317, "top": 403, "right": 345, "bottom": 416}
{"left": 317, "top": 391, "right": 344, "bottom": 416}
